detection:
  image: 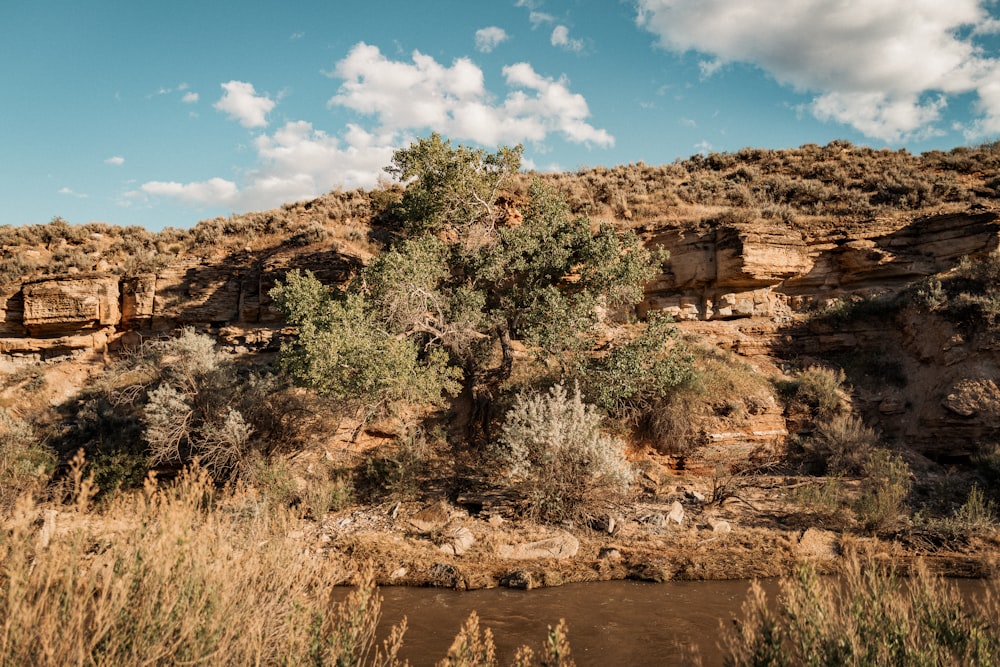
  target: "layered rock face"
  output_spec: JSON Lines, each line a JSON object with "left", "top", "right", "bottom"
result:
{"left": 643, "top": 209, "right": 1000, "bottom": 321}
{"left": 22, "top": 276, "right": 120, "bottom": 335}
{"left": 0, "top": 246, "right": 362, "bottom": 358}
{"left": 2, "top": 205, "right": 999, "bottom": 462}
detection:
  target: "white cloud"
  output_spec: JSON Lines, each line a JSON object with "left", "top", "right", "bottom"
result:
{"left": 529, "top": 11, "right": 556, "bottom": 28}
{"left": 213, "top": 81, "right": 276, "bottom": 128}
{"left": 104, "top": 156, "right": 125, "bottom": 166}
{"left": 475, "top": 26, "right": 509, "bottom": 53}
{"left": 141, "top": 178, "right": 239, "bottom": 206}
{"left": 182, "top": 91, "right": 199, "bottom": 104}
{"left": 501, "top": 63, "right": 614, "bottom": 146}
{"left": 698, "top": 58, "right": 723, "bottom": 79}
{"left": 635, "top": 0, "right": 1000, "bottom": 142}
{"left": 58, "top": 187, "right": 88, "bottom": 198}
{"left": 329, "top": 42, "right": 612, "bottom": 147}
{"left": 136, "top": 42, "right": 613, "bottom": 214}
{"left": 134, "top": 122, "right": 397, "bottom": 211}
{"left": 550, "top": 25, "right": 583, "bottom": 52}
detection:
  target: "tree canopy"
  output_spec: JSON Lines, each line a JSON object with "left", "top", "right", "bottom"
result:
{"left": 271, "top": 133, "right": 660, "bottom": 419}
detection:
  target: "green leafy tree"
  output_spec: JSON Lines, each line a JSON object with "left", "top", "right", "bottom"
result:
{"left": 385, "top": 132, "right": 523, "bottom": 237}
{"left": 269, "top": 272, "right": 463, "bottom": 420}
{"left": 581, "top": 312, "right": 696, "bottom": 421}
{"left": 271, "top": 134, "right": 660, "bottom": 424}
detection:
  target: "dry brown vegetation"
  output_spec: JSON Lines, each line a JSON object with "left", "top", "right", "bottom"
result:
{"left": 725, "top": 554, "right": 1000, "bottom": 666}
{"left": 0, "top": 455, "right": 577, "bottom": 667}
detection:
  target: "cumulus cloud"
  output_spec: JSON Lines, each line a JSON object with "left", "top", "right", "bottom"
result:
{"left": 213, "top": 81, "right": 276, "bottom": 128}
{"left": 141, "top": 178, "right": 240, "bottom": 206}
{"left": 104, "top": 156, "right": 125, "bottom": 166}
{"left": 182, "top": 91, "right": 199, "bottom": 104}
{"left": 136, "top": 42, "right": 613, "bottom": 214}
{"left": 58, "top": 187, "right": 88, "bottom": 198}
{"left": 475, "top": 26, "right": 508, "bottom": 53}
{"left": 550, "top": 25, "right": 583, "bottom": 52}
{"left": 635, "top": 0, "right": 1000, "bottom": 142}
{"left": 134, "top": 122, "right": 396, "bottom": 211}
{"left": 329, "top": 42, "right": 612, "bottom": 147}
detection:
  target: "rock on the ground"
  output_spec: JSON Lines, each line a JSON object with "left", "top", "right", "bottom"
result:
{"left": 437, "top": 526, "right": 476, "bottom": 556}
{"left": 667, "top": 501, "right": 685, "bottom": 525}
{"left": 796, "top": 528, "right": 840, "bottom": 560}
{"left": 709, "top": 520, "right": 732, "bottom": 534}
{"left": 409, "top": 500, "right": 451, "bottom": 533}
{"left": 497, "top": 531, "right": 580, "bottom": 560}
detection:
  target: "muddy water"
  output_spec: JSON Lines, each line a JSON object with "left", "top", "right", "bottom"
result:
{"left": 374, "top": 578, "right": 994, "bottom": 666}
{"left": 376, "top": 579, "right": 777, "bottom": 666}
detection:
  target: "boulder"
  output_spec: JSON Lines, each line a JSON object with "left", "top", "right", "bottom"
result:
{"left": 796, "top": 528, "right": 840, "bottom": 560}
{"left": 709, "top": 520, "right": 732, "bottom": 534}
{"left": 497, "top": 531, "right": 579, "bottom": 559}
{"left": 437, "top": 526, "right": 476, "bottom": 556}
{"left": 667, "top": 501, "right": 685, "bottom": 525}
{"left": 408, "top": 500, "right": 451, "bottom": 533}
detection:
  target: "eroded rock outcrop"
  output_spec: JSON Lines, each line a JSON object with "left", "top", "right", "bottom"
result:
{"left": 22, "top": 275, "right": 120, "bottom": 335}
{"left": 2, "top": 203, "right": 999, "bottom": 464}
{"left": 643, "top": 209, "right": 1000, "bottom": 322}
{"left": 0, "top": 245, "right": 364, "bottom": 359}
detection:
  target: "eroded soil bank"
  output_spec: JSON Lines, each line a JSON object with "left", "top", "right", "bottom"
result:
{"left": 302, "top": 473, "right": 1000, "bottom": 591}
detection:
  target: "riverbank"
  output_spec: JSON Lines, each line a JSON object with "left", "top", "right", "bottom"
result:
{"left": 308, "top": 472, "right": 1000, "bottom": 590}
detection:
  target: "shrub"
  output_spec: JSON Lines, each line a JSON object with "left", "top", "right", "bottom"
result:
{"left": 360, "top": 427, "right": 431, "bottom": 501}
{"left": 791, "top": 366, "right": 847, "bottom": 421}
{"left": 974, "top": 444, "right": 1000, "bottom": 491}
{"left": 907, "top": 254, "right": 1000, "bottom": 337}
{"left": 855, "top": 449, "right": 912, "bottom": 533}
{"left": 953, "top": 484, "right": 997, "bottom": 531}
{"left": 788, "top": 477, "right": 851, "bottom": 528}
{"left": 581, "top": 314, "right": 696, "bottom": 425}
{"left": 493, "top": 383, "right": 633, "bottom": 521}
{"left": 62, "top": 329, "right": 313, "bottom": 489}
{"left": 804, "top": 413, "right": 879, "bottom": 475}
{"left": 270, "top": 271, "right": 463, "bottom": 425}
{"left": 595, "top": 339, "right": 771, "bottom": 456}
{"left": 0, "top": 408, "right": 56, "bottom": 510}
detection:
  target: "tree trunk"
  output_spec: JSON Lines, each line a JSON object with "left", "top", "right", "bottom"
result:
{"left": 499, "top": 324, "right": 514, "bottom": 381}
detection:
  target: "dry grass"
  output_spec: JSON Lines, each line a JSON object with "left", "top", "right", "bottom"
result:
{"left": 0, "top": 455, "right": 396, "bottom": 666}
{"left": 724, "top": 553, "right": 1000, "bottom": 666}
{"left": 0, "top": 453, "right": 577, "bottom": 666}
{"left": 644, "top": 341, "right": 776, "bottom": 455}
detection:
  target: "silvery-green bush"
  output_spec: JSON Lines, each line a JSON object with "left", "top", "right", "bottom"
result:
{"left": 495, "top": 383, "right": 633, "bottom": 521}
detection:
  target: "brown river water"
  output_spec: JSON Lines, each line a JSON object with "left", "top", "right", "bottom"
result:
{"left": 374, "top": 577, "right": 993, "bottom": 666}
{"left": 374, "top": 579, "right": 776, "bottom": 666}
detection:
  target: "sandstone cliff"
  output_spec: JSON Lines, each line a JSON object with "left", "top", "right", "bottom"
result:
{"left": 2, "top": 141, "right": 1000, "bottom": 465}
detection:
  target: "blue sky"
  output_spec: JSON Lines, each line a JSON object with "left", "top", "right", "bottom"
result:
{"left": 3, "top": 0, "right": 999, "bottom": 231}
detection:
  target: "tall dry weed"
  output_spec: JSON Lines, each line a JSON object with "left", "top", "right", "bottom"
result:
{"left": 0, "top": 455, "right": 407, "bottom": 666}
{"left": 0, "top": 454, "right": 574, "bottom": 666}
{"left": 724, "top": 555, "right": 1000, "bottom": 666}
